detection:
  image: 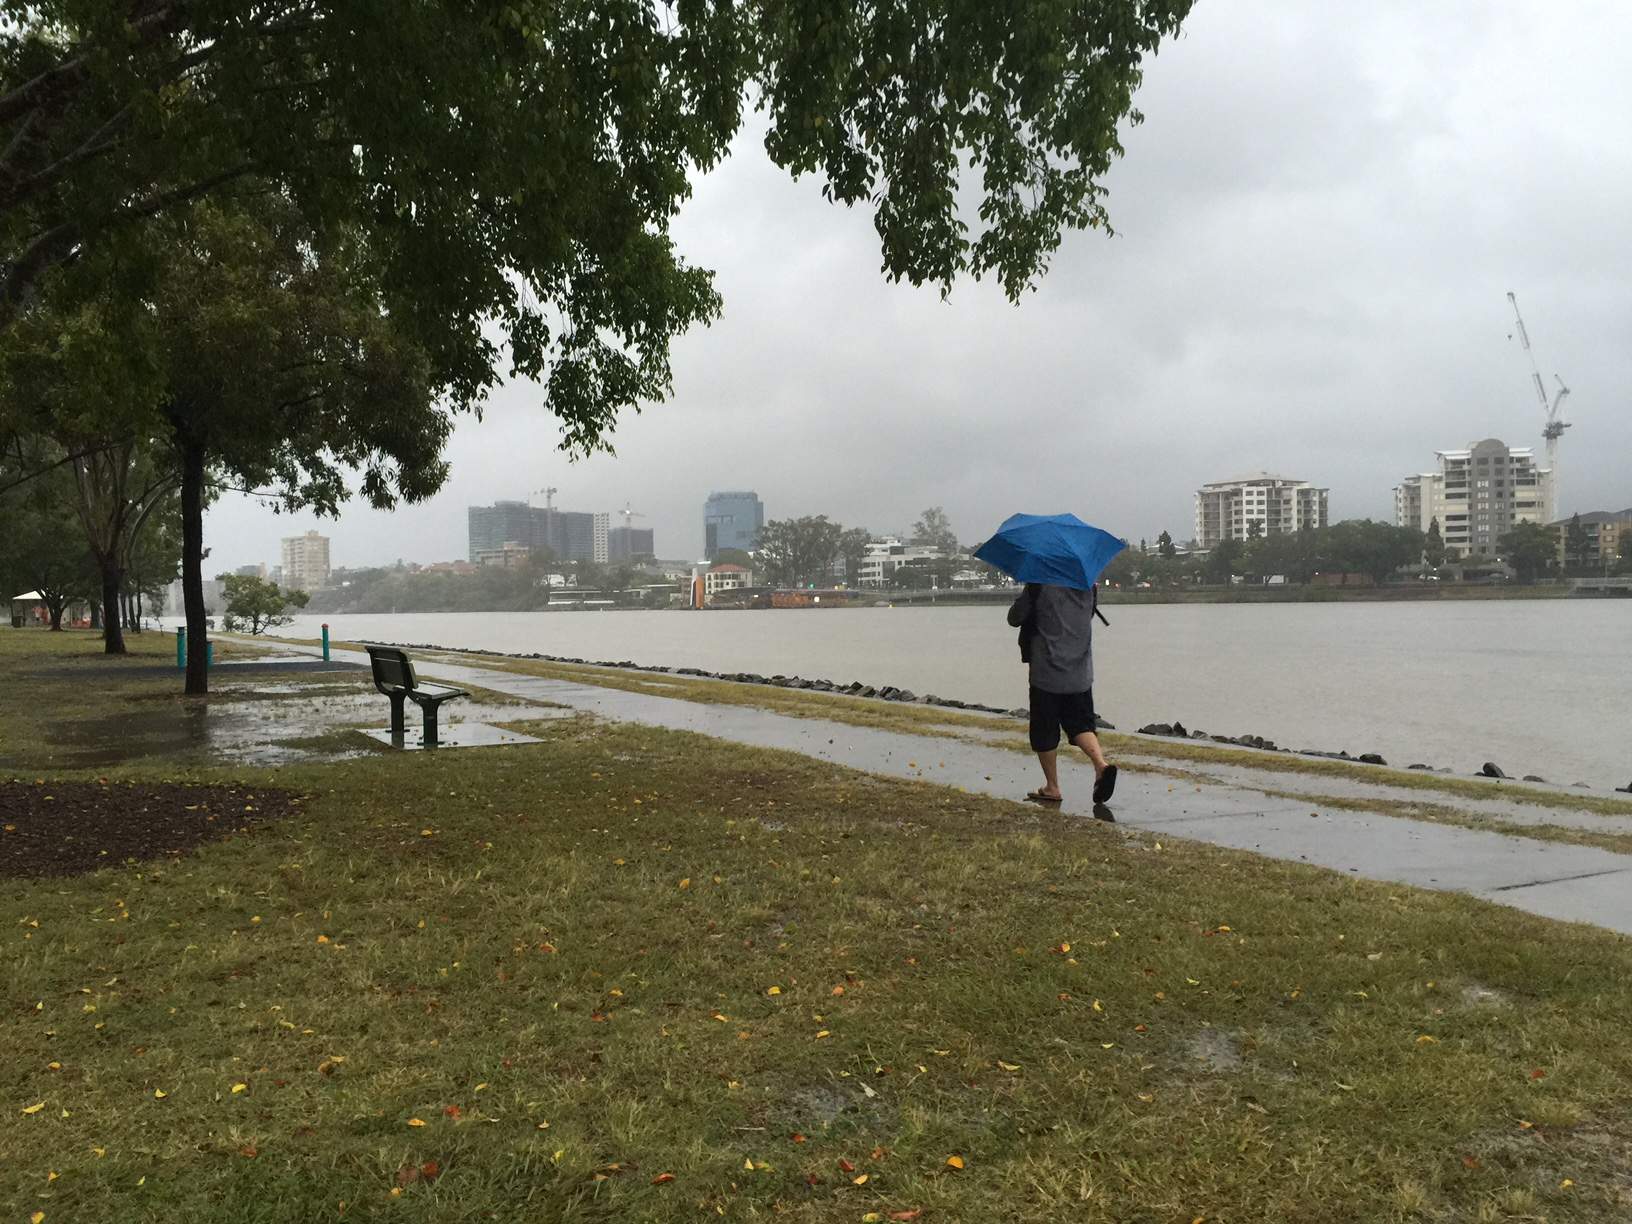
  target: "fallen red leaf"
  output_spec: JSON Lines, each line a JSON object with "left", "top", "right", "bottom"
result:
{"left": 443, "top": 1105, "right": 462, "bottom": 1120}
{"left": 791, "top": 1133, "right": 807, "bottom": 1144}
{"left": 420, "top": 1160, "right": 441, "bottom": 1182}
{"left": 839, "top": 1158, "right": 856, "bottom": 1173}
{"left": 890, "top": 1211, "right": 923, "bottom": 1221}
{"left": 590, "top": 1012, "right": 609, "bottom": 1023}
{"left": 1530, "top": 1068, "right": 1546, "bottom": 1080}
{"left": 652, "top": 1172, "right": 675, "bottom": 1185}
{"left": 238, "top": 1145, "right": 258, "bottom": 1159}
{"left": 1461, "top": 1155, "right": 1480, "bottom": 1170}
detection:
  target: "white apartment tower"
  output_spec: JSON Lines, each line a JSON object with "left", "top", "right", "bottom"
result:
{"left": 1194, "top": 474, "right": 1329, "bottom": 549}
{"left": 1393, "top": 438, "right": 1550, "bottom": 559}
{"left": 279, "top": 530, "right": 331, "bottom": 592}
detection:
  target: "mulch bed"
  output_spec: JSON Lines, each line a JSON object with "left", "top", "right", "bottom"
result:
{"left": 0, "top": 778, "right": 303, "bottom": 878}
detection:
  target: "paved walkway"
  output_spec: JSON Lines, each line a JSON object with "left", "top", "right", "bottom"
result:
{"left": 283, "top": 642, "right": 1632, "bottom": 936}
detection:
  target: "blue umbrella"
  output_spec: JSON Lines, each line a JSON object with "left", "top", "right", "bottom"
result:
{"left": 974, "top": 513, "right": 1127, "bottom": 591}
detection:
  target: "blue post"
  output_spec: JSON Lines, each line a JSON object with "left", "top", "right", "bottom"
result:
{"left": 321, "top": 623, "right": 330, "bottom": 662}
{"left": 176, "top": 627, "right": 186, "bottom": 670}
{"left": 206, "top": 641, "right": 214, "bottom": 669}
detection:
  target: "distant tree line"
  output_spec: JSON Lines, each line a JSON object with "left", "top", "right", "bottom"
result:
{"left": 1108, "top": 518, "right": 1629, "bottom": 588}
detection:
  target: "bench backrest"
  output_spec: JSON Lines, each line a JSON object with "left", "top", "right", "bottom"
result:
{"left": 366, "top": 645, "right": 417, "bottom": 694}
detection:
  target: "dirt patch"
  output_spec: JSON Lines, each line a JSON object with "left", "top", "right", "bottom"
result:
{"left": 1183, "top": 1027, "right": 1245, "bottom": 1072}
{"left": 1460, "top": 983, "right": 1513, "bottom": 1009}
{"left": 0, "top": 778, "right": 301, "bottom": 878}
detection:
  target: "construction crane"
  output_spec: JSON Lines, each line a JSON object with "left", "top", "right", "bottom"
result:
{"left": 531, "top": 486, "right": 558, "bottom": 511}
{"left": 619, "top": 502, "right": 646, "bottom": 530}
{"left": 1506, "top": 291, "right": 1571, "bottom": 522}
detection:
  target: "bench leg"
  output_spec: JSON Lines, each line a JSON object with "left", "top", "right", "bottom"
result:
{"left": 422, "top": 702, "right": 440, "bottom": 748}
{"left": 388, "top": 694, "right": 406, "bottom": 742}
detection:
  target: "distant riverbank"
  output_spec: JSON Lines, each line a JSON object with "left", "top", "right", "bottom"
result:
{"left": 887, "top": 583, "right": 1581, "bottom": 607}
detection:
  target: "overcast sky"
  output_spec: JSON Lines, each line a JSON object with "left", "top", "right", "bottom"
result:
{"left": 210, "top": 0, "right": 1632, "bottom": 571}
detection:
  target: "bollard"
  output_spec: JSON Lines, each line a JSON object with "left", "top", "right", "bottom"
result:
{"left": 176, "top": 626, "right": 186, "bottom": 670}
{"left": 206, "top": 641, "right": 214, "bottom": 669}
{"left": 321, "top": 623, "right": 330, "bottom": 662}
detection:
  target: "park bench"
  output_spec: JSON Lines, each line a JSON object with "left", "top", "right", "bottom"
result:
{"left": 365, "top": 645, "right": 469, "bottom": 747}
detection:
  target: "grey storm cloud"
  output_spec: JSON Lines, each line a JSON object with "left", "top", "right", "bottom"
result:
{"left": 213, "top": 0, "right": 1632, "bottom": 570}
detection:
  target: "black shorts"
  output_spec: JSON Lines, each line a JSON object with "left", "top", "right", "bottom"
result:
{"left": 1029, "top": 686, "right": 1097, "bottom": 753}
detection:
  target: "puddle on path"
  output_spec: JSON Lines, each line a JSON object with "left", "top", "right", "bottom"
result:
{"left": 34, "top": 679, "right": 563, "bottom": 769}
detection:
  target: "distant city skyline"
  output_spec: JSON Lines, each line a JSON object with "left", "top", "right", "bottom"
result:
{"left": 197, "top": 0, "right": 1632, "bottom": 574}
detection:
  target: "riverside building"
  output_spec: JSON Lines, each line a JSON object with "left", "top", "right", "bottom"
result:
{"left": 279, "top": 530, "right": 331, "bottom": 592}
{"left": 1393, "top": 439, "right": 1551, "bottom": 559}
{"left": 1193, "top": 474, "right": 1329, "bottom": 549}
{"left": 704, "top": 491, "right": 764, "bottom": 559}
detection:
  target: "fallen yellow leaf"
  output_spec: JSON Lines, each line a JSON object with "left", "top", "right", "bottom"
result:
{"left": 21, "top": 1101, "right": 46, "bottom": 1115}
{"left": 231, "top": 1083, "right": 247, "bottom": 1094}
{"left": 767, "top": 986, "right": 781, "bottom": 996}
{"left": 47, "top": 1171, "right": 58, "bottom": 1183}
{"left": 152, "top": 1089, "right": 167, "bottom": 1100}
{"left": 678, "top": 878, "right": 691, "bottom": 890}
{"left": 946, "top": 1155, "right": 965, "bottom": 1170}
{"left": 1416, "top": 1035, "right": 1439, "bottom": 1045}
{"left": 1560, "top": 1178, "right": 1574, "bottom": 1189}
{"left": 996, "top": 1060, "right": 1020, "bottom": 1072}
{"left": 816, "top": 1030, "right": 831, "bottom": 1039}
{"left": 32, "top": 1213, "right": 45, "bottom": 1224}
{"left": 852, "top": 1173, "right": 869, "bottom": 1185}
{"left": 407, "top": 1117, "right": 427, "bottom": 1127}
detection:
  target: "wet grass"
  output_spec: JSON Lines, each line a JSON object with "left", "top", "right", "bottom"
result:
{"left": 4, "top": 629, "right": 1632, "bottom": 1220}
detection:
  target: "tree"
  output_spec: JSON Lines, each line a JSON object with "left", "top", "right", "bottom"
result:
{"left": 1424, "top": 517, "right": 1446, "bottom": 568}
{"left": 0, "top": 2, "right": 1195, "bottom": 377}
{"left": 837, "top": 527, "right": 872, "bottom": 588}
{"left": 1323, "top": 520, "right": 1422, "bottom": 586}
{"left": 0, "top": 453, "right": 95, "bottom": 629}
{"left": 911, "top": 507, "right": 959, "bottom": 554}
{"left": 1204, "top": 539, "right": 1244, "bottom": 585}
{"left": 221, "top": 574, "right": 309, "bottom": 635}
{"left": 712, "top": 548, "right": 753, "bottom": 570}
{"left": 1156, "top": 530, "right": 1177, "bottom": 560}
{"left": 755, "top": 516, "right": 843, "bottom": 587}
{"left": 1565, "top": 513, "right": 1590, "bottom": 572}
{"left": 1499, "top": 522, "right": 1557, "bottom": 584}
{"left": 1246, "top": 518, "right": 1264, "bottom": 540}
{"left": 94, "top": 198, "right": 446, "bottom": 694}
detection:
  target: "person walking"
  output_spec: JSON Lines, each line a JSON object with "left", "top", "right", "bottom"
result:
{"left": 1007, "top": 582, "right": 1117, "bottom": 806}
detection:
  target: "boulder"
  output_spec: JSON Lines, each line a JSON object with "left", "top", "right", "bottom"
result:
{"left": 859, "top": 687, "right": 878, "bottom": 698}
{"left": 1138, "top": 723, "right": 1174, "bottom": 736}
{"left": 895, "top": 690, "right": 916, "bottom": 703}
{"left": 1357, "top": 753, "right": 1386, "bottom": 766}
{"left": 1407, "top": 764, "right": 1431, "bottom": 771}
{"left": 877, "top": 686, "right": 899, "bottom": 700}
{"left": 1522, "top": 775, "right": 1547, "bottom": 784}
{"left": 1572, "top": 782, "right": 1591, "bottom": 789}
{"left": 1095, "top": 717, "right": 1115, "bottom": 731}
{"left": 1009, "top": 708, "right": 1029, "bottom": 719}
{"left": 1618, "top": 783, "right": 1632, "bottom": 794}
{"left": 1171, "top": 721, "right": 1188, "bottom": 738}
{"left": 1479, "top": 762, "right": 1507, "bottom": 779}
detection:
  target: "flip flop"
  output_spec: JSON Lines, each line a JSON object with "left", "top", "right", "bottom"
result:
{"left": 1092, "top": 765, "right": 1118, "bottom": 805}
{"left": 1024, "top": 790, "right": 1063, "bottom": 805}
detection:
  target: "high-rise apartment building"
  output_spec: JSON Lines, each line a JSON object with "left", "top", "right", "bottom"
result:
{"left": 1194, "top": 475, "right": 1328, "bottom": 549}
{"left": 468, "top": 501, "right": 613, "bottom": 564}
{"left": 608, "top": 526, "right": 656, "bottom": 562}
{"left": 279, "top": 531, "right": 331, "bottom": 591}
{"left": 467, "top": 500, "right": 536, "bottom": 562}
{"left": 704, "top": 491, "right": 764, "bottom": 559}
{"left": 1393, "top": 439, "right": 1550, "bottom": 559}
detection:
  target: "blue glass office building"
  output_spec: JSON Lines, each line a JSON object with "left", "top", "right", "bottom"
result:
{"left": 704, "top": 491, "right": 764, "bottom": 559}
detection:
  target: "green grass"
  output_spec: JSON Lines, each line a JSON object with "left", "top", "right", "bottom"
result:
{"left": 8, "top": 628, "right": 1632, "bottom": 1221}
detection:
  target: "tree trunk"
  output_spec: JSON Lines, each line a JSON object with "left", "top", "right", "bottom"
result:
{"left": 100, "top": 557, "right": 125, "bottom": 654}
{"left": 181, "top": 437, "right": 208, "bottom": 695}
{"left": 48, "top": 600, "right": 64, "bottom": 630}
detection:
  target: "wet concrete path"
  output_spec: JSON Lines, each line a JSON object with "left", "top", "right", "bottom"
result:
{"left": 274, "top": 641, "right": 1632, "bottom": 936}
